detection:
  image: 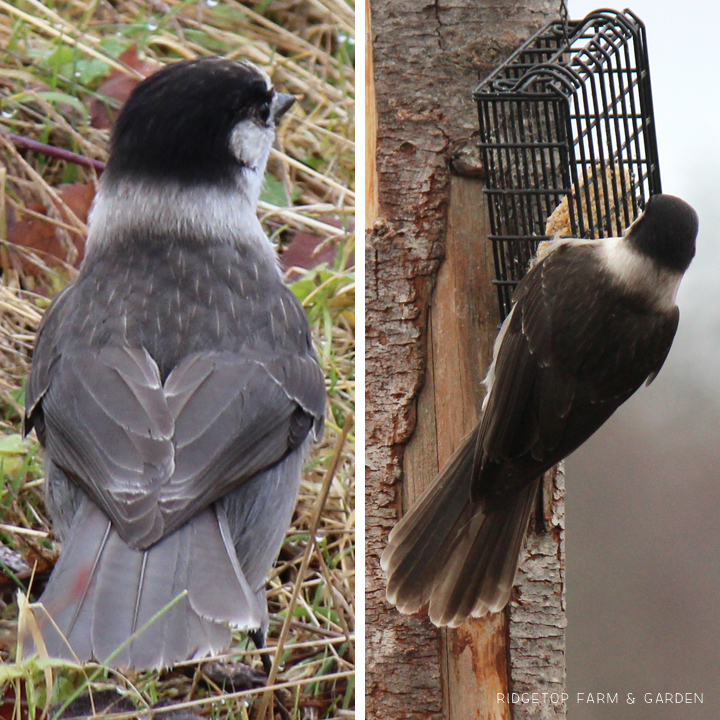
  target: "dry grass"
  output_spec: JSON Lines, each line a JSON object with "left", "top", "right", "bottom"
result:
{"left": 0, "top": 1, "right": 355, "bottom": 718}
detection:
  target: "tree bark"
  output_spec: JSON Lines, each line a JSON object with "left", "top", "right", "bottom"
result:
{"left": 366, "top": 1, "right": 563, "bottom": 718}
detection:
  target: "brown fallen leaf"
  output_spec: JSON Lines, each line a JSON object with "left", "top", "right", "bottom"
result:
{"left": 281, "top": 217, "right": 354, "bottom": 279}
{"left": 281, "top": 231, "right": 339, "bottom": 276}
{"left": 6, "top": 182, "right": 95, "bottom": 273}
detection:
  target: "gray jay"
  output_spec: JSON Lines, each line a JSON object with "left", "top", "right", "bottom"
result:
{"left": 23, "top": 57, "right": 325, "bottom": 668}
{"left": 382, "top": 194, "right": 698, "bottom": 627}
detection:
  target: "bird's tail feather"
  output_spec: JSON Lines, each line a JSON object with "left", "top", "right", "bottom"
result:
{"left": 381, "top": 430, "right": 539, "bottom": 627}
{"left": 25, "top": 498, "right": 261, "bottom": 668}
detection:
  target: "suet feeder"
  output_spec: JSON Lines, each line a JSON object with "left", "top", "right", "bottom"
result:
{"left": 474, "top": 8, "right": 661, "bottom": 318}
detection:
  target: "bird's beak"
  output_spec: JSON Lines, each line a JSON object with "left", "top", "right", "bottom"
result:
{"left": 273, "top": 93, "right": 296, "bottom": 124}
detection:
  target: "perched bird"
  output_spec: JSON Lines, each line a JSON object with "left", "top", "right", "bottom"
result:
{"left": 382, "top": 194, "right": 698, "bottom": 627}
{"left": 23, "top": 58, "right": 325, "bottom": 668}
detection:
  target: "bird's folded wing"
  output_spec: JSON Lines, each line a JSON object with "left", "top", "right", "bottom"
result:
{"left": 473, "top": 249, "right": 576, "bottom": 498}
{"left": 40, "top": 345, "right": 174, "bottom": 547}
{"left": 159, "top": 350, "right": 324, "bottom": 531}
{"left": 32, "top": 345, "right": 325, "bottom": 549}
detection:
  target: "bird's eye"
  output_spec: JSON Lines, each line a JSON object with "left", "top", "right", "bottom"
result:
{"left": 258, "top": 100, "right": 271, "bottom": 123}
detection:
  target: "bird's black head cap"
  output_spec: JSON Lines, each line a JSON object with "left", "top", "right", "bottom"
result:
{"left": 104, "top": 58, "right": 292, "bottom": 188}
{"left": 627, "top": 193, "right": 698, "bottom": 273}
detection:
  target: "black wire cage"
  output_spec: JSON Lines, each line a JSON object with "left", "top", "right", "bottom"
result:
{"left": 473, "top": 8, "right": 661, "bottom": 318}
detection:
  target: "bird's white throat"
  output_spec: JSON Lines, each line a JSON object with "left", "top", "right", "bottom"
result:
{"left": 230, "top": 119, "right": 274, "bottom": 177}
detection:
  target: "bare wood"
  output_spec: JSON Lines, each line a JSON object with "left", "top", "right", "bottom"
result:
{"left": 366, "top": 2, "right": 561, "bottom": 718}
{"left": 405, "top": 177, "right": 510, "bottom": 719}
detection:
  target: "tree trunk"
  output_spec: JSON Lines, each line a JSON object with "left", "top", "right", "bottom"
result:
{"left": 365, "top": 1, "right": 564, "bottom": 718}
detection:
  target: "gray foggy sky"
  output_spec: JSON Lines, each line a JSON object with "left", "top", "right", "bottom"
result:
{"left": 564, "top": 2, "right": 720, "bottom": 717}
